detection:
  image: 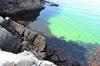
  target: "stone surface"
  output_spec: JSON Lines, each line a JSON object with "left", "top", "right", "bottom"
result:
{"left": 88, "top": 47, "right": 100, "bottom": 66}
{"left": 0, "top": 17, "right": 46, "bottom": 58}
{"left": 0, "top": 0, "right": 44, "bottom": 14}
{"left": 0, "top": 0, "right": 45, "bottom": 26}
{"left": 0, "top": 0, "right": 59, "bottom": 26}
{"left": 0, "top": 50, "right": 57, "bottom": 66}
{"left": 0, "top": 0, "right": 60, "bottom": 65}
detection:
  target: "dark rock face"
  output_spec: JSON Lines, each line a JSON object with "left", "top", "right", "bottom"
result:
{"left": 0, "top": 0, "right": 59, "bottom": 26}
{"left": 7, "top": 9, "right": 44, "bottom": 26}
{"left": 0, "top": 0, "right": 44, "bottom": 14}
{"left": 0, "top": 0, "right": 45, "bottom": 24}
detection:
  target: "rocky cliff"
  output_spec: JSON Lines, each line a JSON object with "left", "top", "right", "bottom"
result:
{"left": 0, "top": 0, "right": 45, "bottom": 25}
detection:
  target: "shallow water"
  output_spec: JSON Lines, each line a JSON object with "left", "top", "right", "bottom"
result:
{"left": 30, "top": 0, "right": 100, "bottom": 44}
{"left": 28, "top": 0, "right": 100, "bottom": 65}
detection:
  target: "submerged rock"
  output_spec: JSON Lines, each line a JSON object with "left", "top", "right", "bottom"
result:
{"left": 88, "top": 47, "right": 100, "bottom": 66}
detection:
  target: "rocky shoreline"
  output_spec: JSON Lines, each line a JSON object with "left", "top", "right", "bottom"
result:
{"left": 0, "top": 0, "right": 61, "bottom": 66}
{"left": 0, "top": 0, "right": 82, "bottom": 66}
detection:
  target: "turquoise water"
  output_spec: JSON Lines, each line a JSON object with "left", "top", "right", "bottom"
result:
{"left": 30, "top": 0, "right": 100, "bottom": 45}
{"left": 28, "top": 0, "right": 100, "bottom": 65}
{"left": 48, "top": 0, "right": 100, "bottom": 44}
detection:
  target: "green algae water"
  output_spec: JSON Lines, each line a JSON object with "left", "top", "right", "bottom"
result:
{"left": 48, "top": 0, "right": 100, "bottom": 44}
{"left": 30, "top": 0, "right": 100, "bottom": 45}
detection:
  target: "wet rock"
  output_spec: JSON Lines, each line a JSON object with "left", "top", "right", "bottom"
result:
{"left": 72, "top": 61, "right": 81, "bottom": 66}
{"left": 0, "top": 17, "right": 46, "bottom": 58}
{"left": 43, "top": 0, "right": 59, "bottom": 7}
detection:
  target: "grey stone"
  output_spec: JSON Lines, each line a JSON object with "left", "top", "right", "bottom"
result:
{"left": 0, "top": 0, "right": 44, "bottom": 14}
{"left": 0, "top": 17, "right": 46, "bottom": 58}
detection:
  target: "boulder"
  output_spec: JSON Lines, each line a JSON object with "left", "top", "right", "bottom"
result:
{"left": 0, "top": 50, "right": 57, "bottom": 66}
{"left": 0, "top": 0, "right": 59, "bottom": 26}
{"left": 0, "top": 0, "right": 44, "bottom": 14}
{"left": 0, "top": 17, "right": 46, "bottom": 59}
{"left": 0, "top": 0, "right": 45, "bottom": 25}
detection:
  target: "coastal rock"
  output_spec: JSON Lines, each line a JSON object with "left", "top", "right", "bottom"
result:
{"left": 0, "top": 0, "right": 59, "bottom": 26}
{"left": 0, "top": 0, "right": 44, "bottom": 14}
{"left": 0, "top": 0, "right": 45, "bottom": 25}
{"left": 88, "top": 47, "right": 100, "bottom": 66}
{"left": 0, "top": 0, "right": 60, "bottom": 65}
{"left": 0, "top": 50, "right": 57, "bottom": 66}
{"left": 0, "top": 17, "right": 46, "bottom": 58}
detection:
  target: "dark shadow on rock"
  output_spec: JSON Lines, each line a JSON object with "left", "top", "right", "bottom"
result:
{"left": 0, "top": 8, "right": 44, "bottom": 22}
{"left": 0, "top": 0, "right": 46, "bottom": 26}
{"left": 0, "top": 28, "right": 18, "bottom": 53}
{"left": 44, "top": 36, "right": 89, "bottom": 66}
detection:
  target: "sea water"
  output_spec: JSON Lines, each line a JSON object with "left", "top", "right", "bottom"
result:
{"left": 28, "top": 0, "right": 100, "bottom": 65}
{"left": 30, "top": 0, "right": 100, "bottom": 45}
